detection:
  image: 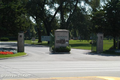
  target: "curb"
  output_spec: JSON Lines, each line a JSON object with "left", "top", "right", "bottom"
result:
{"left": 2, "top": 76, "right": 120, "bottom": 80}
{"left": 98, "top": 76, "right": 120, "bottom": 80}
{"left": 0, "top": 53, "right": 28, "bottom": 60}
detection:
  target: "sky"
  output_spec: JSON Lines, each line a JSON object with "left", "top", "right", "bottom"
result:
{"left": 30, "top": 0, "right": 106, "bottom": 24}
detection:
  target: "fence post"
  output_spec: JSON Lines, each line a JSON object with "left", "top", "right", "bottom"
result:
{"left": 97, "top": 33, "right": 103, "bottom": 53}
{"left": 18, "top": 32, "right": 24, "bottom": 52}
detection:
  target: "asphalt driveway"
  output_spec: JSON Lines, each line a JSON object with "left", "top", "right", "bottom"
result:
{"left": 1, "top": 42, "right": 120, "bottom": 79}
{"left": 0, "top": 42, "right": 120, "bottom": 62}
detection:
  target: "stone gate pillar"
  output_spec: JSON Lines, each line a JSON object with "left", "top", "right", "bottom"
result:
{"left": 55, "top": 29, "right": 69, "bottom": 48}
{"left": 97, "top": 33, "right": 103, "bottom": 53}
{"left": 18, "top": 32, "right": 24, "bottom": 52}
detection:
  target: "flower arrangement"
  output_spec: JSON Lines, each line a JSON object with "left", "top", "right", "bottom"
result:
{"left": 0, "top": 48, "right": 17, "bottom": 55}
{"left": 0, "top": 51, "right": 13, "bottom": 55}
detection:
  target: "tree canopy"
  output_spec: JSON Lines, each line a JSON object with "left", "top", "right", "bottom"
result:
{"left": 91, "top": 0, "right": 120, "bottom": 49}
{"left": 1, "top": 0, "right": 119, "bottom": 44}
{"left": 0, "top": 0, "right": 31, "bottom": 37}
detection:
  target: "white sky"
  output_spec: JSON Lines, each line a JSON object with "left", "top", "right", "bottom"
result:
{"left": 30, "top": 1, "right": 105, "bottom": 23}
{"left": 30, "top": 16, "right": 36, "bottom": 23}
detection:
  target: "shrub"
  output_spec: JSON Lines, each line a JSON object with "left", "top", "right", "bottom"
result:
{"left": 0, "top": 37, "right": 9, "bottom": 41}
{"left": 52, "top": 46, "right": 71, "bottom": 52}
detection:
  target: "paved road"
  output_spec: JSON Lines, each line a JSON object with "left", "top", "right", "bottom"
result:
{"left": 1, "top": 61, "right": 120, "bottom": 79}
{"left": 1, "top": 42, "right": 120, "bottom": 62}
{"left": 0, "top": 42, "right": 120, "bottom": 79}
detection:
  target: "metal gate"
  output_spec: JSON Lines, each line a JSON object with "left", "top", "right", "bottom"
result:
{"left": 91, "top": 33, "right": 97, "bottom": 52}
{"left": 49, "top": 33, "right": 55, "bottom": 52}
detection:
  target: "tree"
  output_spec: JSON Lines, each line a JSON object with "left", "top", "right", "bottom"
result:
{"left": 0, "top": 0, "right": 30, "bottom": 38}
{"left": 104, "top": 0, "right": 120, "bottom": 49}
{"left": 91, "top": 0, "right": 120, "bottom": 49}
{"left": 68, "top": 7, "right": 91, "bottom": 40}
{"left": 91, "top": 10, "right": 105, "bottom": 33}
{"left": 24, "top": 22, "right": 37, "bottom": 40}
{"left": 26, "top": 0, "right": 60, "bottom": 43}
{"left": 26, "top": 0, "right": 43, "bottom": 42}
{"left": 26, "top": 0, "right": 106, "bottom": 42}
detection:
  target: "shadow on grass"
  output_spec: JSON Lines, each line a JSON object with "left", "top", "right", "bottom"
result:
{"left": 0, "top": 42, "right": 49, "bottom": 47}
{"left": 31, "top": 43, "right": 49, "bottom": 46}
{"left": 49, "top": 51, "right": 71, "bottom": 55}
{"left": 85, "top": 50, "right": 120, "bottom": 56}
{"left": 70, "top": 44, "right": 91, "bottom": 47}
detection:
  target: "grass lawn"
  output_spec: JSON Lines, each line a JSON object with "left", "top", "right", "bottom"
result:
{"left": 0, "top": 40, "right": 17, "bottom": 42}
{"left": 25, "top": 39, "right": 93, "bottom": 50}
{"left": 1, "top": 39, "right": 118, "bottom": 55}
{"left": 69, "top": 40, "right": 92, "bottom": 50}
{"left": 69, "top": 40, "right": 113, "bottom": 51}
{"left": 25, "top": 39, "right": 92, "bottom": 50}
{"left": 69, "top": 40, "right": 120, "bottom": 55}
{"left": 0, "top": 39, "right": 48, "bottom": 46}
{"left": 25, "top": 39, "right": 114, "bottom": 51}
{"left": 103, "top": 40, "right": 113, "bottom": 51}
{"left": 103, "top": 50, "right": 120, "bottom": 55}
{"left": 0, "top": 52, "right": 26, "bottom": 58}
{"left": 1, "top": 39, "right": 114, "bottom": 51}
{"left": 25, "top": 40, "right": 48, "bottom": 46}
{"left": 1, "top": 39, "right": 119, "bottom": 55}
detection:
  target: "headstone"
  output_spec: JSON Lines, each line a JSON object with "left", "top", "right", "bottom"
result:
{"left": 18, "top": 32, "right": 24, "bottom": 52}
{"left": 55, "top": 29, "right": 69, "bottom": 48}
{"left": 97, "top": 33, "right": 103, "bottom": 53}
{"left": 32, "top": 37, "right": 35, "bottom": 41}
{"left": 41, "top": 36, "right": 50, "bottom": 41}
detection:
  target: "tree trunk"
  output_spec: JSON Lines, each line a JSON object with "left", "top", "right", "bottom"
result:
{"left": 117, "top": 37, "right": 119, "bottom": 49}
{"left": 37, "top": 28, "right": 42, "bottom": 43}
{"left": 113, "top": 36, "right": 116, "bottom": 49}
{"left": 44, "top": 22, "right": 51, "bottom": 44}
{"left": 46, "top": 27, "right": 51, "bottom": 44}
{"left": 36, "top": 17, "right": 42, "bottom": 43}
{"left": 60, "top": 2, "right": 65, "bottom": 29}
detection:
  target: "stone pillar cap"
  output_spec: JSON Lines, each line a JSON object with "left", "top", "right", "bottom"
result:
{"left": 55, "top": 29, "right": 68, "bottom": 31}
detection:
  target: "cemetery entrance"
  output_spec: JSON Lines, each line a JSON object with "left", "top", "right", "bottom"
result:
{"left": 0, "top": 32, "right": 24, "bottom": 55}
{"left": 91, "top": 33, "right": 103, "bottom": 53}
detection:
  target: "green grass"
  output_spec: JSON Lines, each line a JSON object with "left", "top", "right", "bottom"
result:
{"left": 1, "top": 39, "right": 117, "bottom": 55}
{"left": 25, "top": 39, "right": 48, "bottom": 46}
{"left": 0, "top": 41, "right": 17, "bottom": 42}
{"left": 0, "top": 52, "right": 26, "bottom": 58}
{"left": 25, "top": 39, "right": 114, "bottom": 51}
{"left": 69, "top": 40, "right": 113, "bottom": 51}
{"left": 1, "top": 39, "right": 114, "bottom": 51}
{"left": 69, "top": 40, "right": 120, "bottom": 55}
{"left": 69, "top": 40, "right": 91, "bottom": 50}
{"left": 0, "top": 39, "right": 48, "bottom": 46}
{"left": 103, "top": 40, "right": 113, "bottom": 51}
{"left": 103, "top": 50, "right": 120, "bottom": 56}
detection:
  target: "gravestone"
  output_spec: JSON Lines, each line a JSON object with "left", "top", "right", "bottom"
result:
{"left": 18, "top": 32, "right": 24, "bottom": 52}
{"left": 32, "top": 37, "right": 35, "bottom": 41}
{"left": 41, "top": 36, "right": 50, "bottom": 41}
{"left": 55, "top": 29, "right": 69, "bottom": 48}
{"left": 97, "top": 33, "right": 103, "bottom": 53}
